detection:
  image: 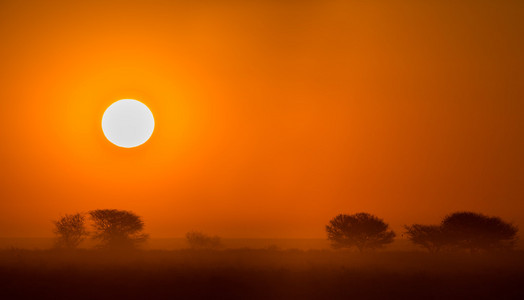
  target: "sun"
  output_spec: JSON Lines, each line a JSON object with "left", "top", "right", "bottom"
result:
{"left": 101, "top": 99, "right": 155, "bottom": 148}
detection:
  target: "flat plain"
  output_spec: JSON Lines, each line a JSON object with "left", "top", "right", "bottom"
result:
{"left": 1, "top": 248, "right": 523, "bottom": 299}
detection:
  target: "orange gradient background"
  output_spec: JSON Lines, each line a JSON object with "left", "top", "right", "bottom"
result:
{"left": 0, "top": 0, "right": 523, "bottom": 238}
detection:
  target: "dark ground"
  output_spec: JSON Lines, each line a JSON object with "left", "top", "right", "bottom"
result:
{"left": 0, "top": 249, "right": 523, "bottom": 299}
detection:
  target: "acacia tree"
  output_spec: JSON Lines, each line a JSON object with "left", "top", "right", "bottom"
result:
{"left": 53, "top": 213, "right": 88, "bottom": 249}
{"left": 441, "top": 211, "right": 518, "bottom": 253}
{"left": 89, "top": 209, "right": 149, "bottom": 249}
{"left": 404, "top": 224, "right": 447, "bottom": 253}
{"left": 186, "top": 231, "right": 222, "bottom": 250}
{"left": 326, "top": 212, "right": 395, "bottom": 252}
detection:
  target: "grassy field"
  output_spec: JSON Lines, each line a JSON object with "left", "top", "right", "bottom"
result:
{"left": 0, "top": 237, "right": 427, "bottom": 251}
{"left": 0, "top": 248, "right": 523, "bottom": 299}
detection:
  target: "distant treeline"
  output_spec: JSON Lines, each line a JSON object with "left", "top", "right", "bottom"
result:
{"left": 54, "top": 209, "right": 147, "bottom": 250}
{"left": 53, "top": 209, "right": 222, "bottom": 250}
{"left": 53, "top": 210, "right": 518, "bottom": 253}
{"left": 327, "top": 212, "right": 518, "bottom": 253}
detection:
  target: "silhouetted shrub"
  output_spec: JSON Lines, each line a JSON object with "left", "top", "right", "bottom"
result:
{"left": 186, "top": 231, "right": 222, "bottom": 250}
{"left": 404, "top": 224, "right": 448, "bottom": 253}
{"left": 326, "top": 212, "right": 395, "bottom": 252}
{"left": 441, "top": 211, "right": 518, "bottom": 253}
{"left": 53, "top": 213, "right": 88, "bottom": 249}
{"left": 89, "top": 209, "right": 149, "bottom": 249}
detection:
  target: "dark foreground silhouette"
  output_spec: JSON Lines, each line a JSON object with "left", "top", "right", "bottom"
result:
{"left": 0, "top": 249, "right": 523, "bottom": 300}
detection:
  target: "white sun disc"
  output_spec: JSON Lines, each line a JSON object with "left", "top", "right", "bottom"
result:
{"left": 102, "top": 99, "right": 155, "bottom": 148}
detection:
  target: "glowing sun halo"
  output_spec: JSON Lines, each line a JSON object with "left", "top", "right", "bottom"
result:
{"left": 102, "top": 99, "right": 155, "bottom": 148}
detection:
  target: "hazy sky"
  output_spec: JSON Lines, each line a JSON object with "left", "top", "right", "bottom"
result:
{"left": 0, "top": 0, "right": 523, "bottom": 238}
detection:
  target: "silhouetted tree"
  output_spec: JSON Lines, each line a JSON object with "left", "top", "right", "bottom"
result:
{"left": 53, "top": 213, "right": 88, "bottom": 249}
{"left": 89, "top": 209, "right": 149, "bottom": 249}
{"left": 404, "top": 224, "right": 448, "bottom": 253}
{"left": 186, "top": 231, "right": 222, "bottom": 250}
{"left": 441, "top": 211, "right": 518, "bottom": 253}
{"left": 326, "top": 213, "right": 395, "bottom": 252}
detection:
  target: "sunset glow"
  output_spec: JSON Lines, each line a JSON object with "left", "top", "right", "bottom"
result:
{"left": 1, "top": 1, "right": 523, "bottom": 299}
{"left": 0, "top": 0, "right": 522, "bottom": 240}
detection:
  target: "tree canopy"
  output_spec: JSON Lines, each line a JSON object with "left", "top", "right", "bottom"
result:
{"left": 89, "top": 209, "right": 149, "bottom": 249}
{"left": 441, "top": 211, "right": 518, "bottom": 252}
{"left": 404, "top": 224, "right": 447, "bottom": 253}
{"left": 326, "top": 212, "right": 395, "bottom": 252}
{"left": 186, "top": 231, "right": 222, "bottom": 250}
{"left": 53, "top": 213, "right": 88, "bottom": 249}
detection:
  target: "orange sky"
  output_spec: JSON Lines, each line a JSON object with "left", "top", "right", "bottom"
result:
{"left": 0, "top": 0, "right": 523, "bottom": 238}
